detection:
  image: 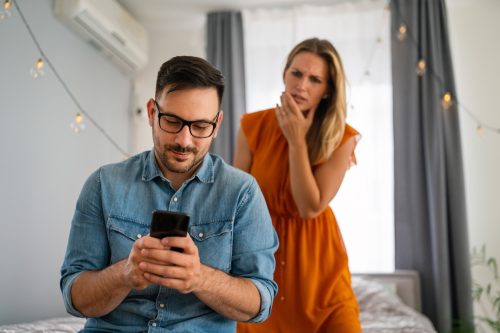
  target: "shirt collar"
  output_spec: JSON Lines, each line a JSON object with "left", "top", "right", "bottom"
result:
{"left": 142, "top": 149, "right": 214, "bottom": 184}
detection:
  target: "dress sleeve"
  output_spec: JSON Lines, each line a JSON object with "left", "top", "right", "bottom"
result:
{"left": 240, "top": 110, "right": 270, "bottom": 154}
{"left": 339, "top": 124, "right": 361, "bottom": 168}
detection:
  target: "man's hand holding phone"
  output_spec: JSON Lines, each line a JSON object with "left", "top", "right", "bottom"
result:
{"left": 131, "top": 210, "right": 204, "bottom": 293}
{"left": 149, "top": 210, "right": 190, "bottom": 252}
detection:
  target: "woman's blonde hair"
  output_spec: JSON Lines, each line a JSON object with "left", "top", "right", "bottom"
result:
{"left": 283, "top": 38, "right": 347, "bottom": 165}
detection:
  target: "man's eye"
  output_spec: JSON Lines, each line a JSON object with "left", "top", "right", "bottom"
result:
{"left": 193, "top": 122, "right": 211, "bottom": 130}
{"left": 165, "top": 118, "right": 181, "bottom": 125}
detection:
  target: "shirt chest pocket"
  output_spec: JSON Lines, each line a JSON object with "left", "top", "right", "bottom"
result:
{"left": 189, "top": 220, "right": 233, "bottom": 273}
{"left": 108, "top": 215, "right": 150, "bottom": 264}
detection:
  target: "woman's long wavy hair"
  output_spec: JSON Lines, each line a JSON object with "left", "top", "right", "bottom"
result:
{"left": 283, "top": 38, "right": 347, "bottom": 165}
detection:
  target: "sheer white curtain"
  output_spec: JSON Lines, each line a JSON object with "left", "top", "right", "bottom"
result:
{"left": 243, "top": 0, "right": 394, "bottom": 272}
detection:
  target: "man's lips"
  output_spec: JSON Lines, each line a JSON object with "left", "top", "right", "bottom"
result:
{"left": 170, "top": 150, "right": 191, "bottom": 160}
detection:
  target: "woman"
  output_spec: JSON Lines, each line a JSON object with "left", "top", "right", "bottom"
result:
{"left": 234, "top": 38, "right": 361, "bottom": 333}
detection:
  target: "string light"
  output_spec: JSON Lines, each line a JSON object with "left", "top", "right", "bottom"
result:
{"left": 0, "top": 0, "right": 12, "bottom": 19}
{"left": 10, "top": 0, "right": 130, "bottom": 156}
{"left": 416, "top": 58, "right": 426, "bottom": 76}
{"left": 29, "top": 58, "right": 44, "bottom": 79}
{"left": 353, "top": 1, "right": 390, "bottom": 85}
{"left": 393, "top": 7, "right": 500, "bottom": 135}
{"left": 397, "top": 23, "right": 407, "bottom": 41}
{"left": 70, "top": 113, "right": 85, "bottom": 133}
{"left": 476, "top": 125, "right": 483, "bottom": 137}
{"left": 441, "top": 92, "right": 453, "bottom": 110}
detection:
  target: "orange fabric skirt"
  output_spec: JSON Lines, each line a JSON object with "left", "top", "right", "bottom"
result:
{"left": 237, "top": 210, "right": 361, "bottom": 333}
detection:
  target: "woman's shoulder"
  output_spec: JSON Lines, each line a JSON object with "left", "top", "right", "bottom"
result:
{"left": 240, "top": 108, "right": 277, "bottom": 153}
{"left": 241, "top": 108, "right": 277, "bottom": 136}
{"left": 241, "top": 108, "right": 275, "bottom": 125}
{"left": 343, "top": 123, "right": 361, "bottom": 143}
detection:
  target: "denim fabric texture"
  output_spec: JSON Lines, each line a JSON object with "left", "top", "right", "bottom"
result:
{"left": 60, "top": 150, "right": 278, "bottom": 333}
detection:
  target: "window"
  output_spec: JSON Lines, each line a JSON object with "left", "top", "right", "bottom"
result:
{"left": 243, "top": 0, "right": 394, "bottom": 272}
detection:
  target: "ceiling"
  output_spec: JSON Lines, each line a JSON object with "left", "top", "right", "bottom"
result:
{"left": 118, "top": 0, "right": 352, "bottom": 25}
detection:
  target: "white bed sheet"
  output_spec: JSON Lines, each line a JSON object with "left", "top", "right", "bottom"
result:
{"left": 352, "top": 277, "right": 437, "bottom": 333}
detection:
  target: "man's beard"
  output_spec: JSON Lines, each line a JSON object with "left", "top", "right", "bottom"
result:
{"left": 159, "top": 143, "right": 205, "bottom": 174}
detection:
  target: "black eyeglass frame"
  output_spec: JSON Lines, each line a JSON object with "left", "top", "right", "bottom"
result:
{"left": 153, "top": 99, "right": 220, "bottom": 138}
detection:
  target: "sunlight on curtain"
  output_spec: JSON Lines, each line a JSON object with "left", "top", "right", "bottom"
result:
{"left": 243, "top": 0, "right": 394, "bottom": 272}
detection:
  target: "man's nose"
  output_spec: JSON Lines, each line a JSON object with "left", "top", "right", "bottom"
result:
{"left": 174, "top": 124, "right": 193, "bottom": 147}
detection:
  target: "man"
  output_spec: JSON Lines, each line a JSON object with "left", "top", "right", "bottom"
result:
{"left": 60, "top": 56, "right": 278, "bottom": 332}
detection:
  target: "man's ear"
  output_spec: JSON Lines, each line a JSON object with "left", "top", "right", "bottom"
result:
{"left": 212, "top": 110, "right": 224, "bottom": 139}
{"left": 146, "top": 99, "right": 155, "bottom": 127}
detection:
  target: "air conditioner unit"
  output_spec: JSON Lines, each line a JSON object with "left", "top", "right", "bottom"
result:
{"left": 54, "top": 0, "right": 149, "bottom": 75}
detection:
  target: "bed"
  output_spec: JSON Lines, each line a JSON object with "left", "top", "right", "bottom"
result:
{"left": 0, "top": 270, "right": 436, "bottom": 333}
{"left": 352, "top": 270, "right": 437, "bottom": 333}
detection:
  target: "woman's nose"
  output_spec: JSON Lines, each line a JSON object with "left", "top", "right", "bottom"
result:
{"left": 296, "top": 77, "right": 307, "bottom": 91}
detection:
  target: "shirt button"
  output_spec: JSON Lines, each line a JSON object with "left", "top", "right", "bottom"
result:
{"left": 137, "top": 234, "right": 142, "bottom": 239}
{"left": 281, "top": 260, "right": 285, "bottom": 266}
{"left": 198, "top": 232, "right": 204, "bottom": 238}
{"left": 280, "top": 296, "right": 285, "bottom": 301}
{"left": 152, "top": 322, "right": 157, "bottom": 327}
{"left": 159, "top": 303, "right": 165, "bottom": 308}
{"left": 173, "top": 197, "right": 178, "bottom": 202}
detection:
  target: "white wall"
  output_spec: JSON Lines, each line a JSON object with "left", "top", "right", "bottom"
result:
{"left": 447, "top": 0, "right": 500, "bottom": 326}
{"left": 130, "top": 12, "right": 206, "bottom": 154}
{"left": 0, "top": 0, "right": 132, "bottom": 325}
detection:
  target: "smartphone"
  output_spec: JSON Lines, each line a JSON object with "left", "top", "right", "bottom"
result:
{"left": 150, "top": 210, "right": 190, "bottom": 252}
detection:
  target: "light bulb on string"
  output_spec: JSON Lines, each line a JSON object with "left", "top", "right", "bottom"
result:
{"left": 476, "top": 125, "right": 484, "bottom": 137}
{"left": 30, "top": 58, "right": 45, "bottom": 79}
{"left": 441, "top": 92, "right": 453, "bottom": 110}
{"left": 0, "top": 0, "right": 12, "bottom": 20}
{"left": 397, "top": 23, "right": 407, "bottom": 41}
{"left": 70, "top": 113, "right": 86, "bottom": 133}
{"left": 416, "top": 59, "right": 426, "bottom": 76}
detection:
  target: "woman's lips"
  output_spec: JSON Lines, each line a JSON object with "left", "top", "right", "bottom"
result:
{"left": 292, "top": 94, "right": 306, "bottom": 103}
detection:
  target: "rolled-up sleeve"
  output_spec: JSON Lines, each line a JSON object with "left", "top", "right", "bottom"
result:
{"left": 231, "top": 178, "right": 279, "bottom": 323}
{"left": 60, "top": 169, "right": 109, "bottom": 317}
{"left": 61, "top": 271, "right": 85, "bottom": 317}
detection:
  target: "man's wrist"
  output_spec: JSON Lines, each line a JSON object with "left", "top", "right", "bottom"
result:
{"left": 194, "top": 264, "right": 213, "bottom": 294}
{"left": 114, "top": 259, "right": 133, "bottom": 290}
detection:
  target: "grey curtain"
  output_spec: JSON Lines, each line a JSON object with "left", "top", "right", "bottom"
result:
{"left": 391, "top": 0, "right": 473, "bottom": 331}
{"left": 207, "top": 11, "right": 246, "bottom": 163}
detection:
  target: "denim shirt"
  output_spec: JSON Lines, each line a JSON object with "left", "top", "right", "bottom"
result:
{"left": 60, "top": 150, "right": 278, "bottom": 333}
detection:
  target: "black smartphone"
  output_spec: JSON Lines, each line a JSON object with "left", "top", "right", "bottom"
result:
{"left": 150, "top": 210, "right": 190, "bottom": 252}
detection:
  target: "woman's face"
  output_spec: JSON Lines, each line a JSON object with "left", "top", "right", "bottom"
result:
{"left": 283, "top": 51, "right": 329, "bottom": 112}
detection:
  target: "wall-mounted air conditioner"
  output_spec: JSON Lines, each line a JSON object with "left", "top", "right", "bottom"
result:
{"left": 54, "top": 0, "right": 149, "bottom": 75}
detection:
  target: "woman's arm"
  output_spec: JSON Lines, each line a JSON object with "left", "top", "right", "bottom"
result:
{"left": 233, "top": 128, "right": 253, "bottom": 172}
{"left": 278, "top": 92, "right": 356, "bottom": 218}
{"left": 288, "top": 136, "right": 355, "bottom": 218}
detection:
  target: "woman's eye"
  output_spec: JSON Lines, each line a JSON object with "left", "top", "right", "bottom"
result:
{"left": 292, "top": 71, "right": 301, "bottom": 78}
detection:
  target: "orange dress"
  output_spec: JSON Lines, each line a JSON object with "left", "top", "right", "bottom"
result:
{"left": 237, "top": 109, "right": 361, "bottom": 333}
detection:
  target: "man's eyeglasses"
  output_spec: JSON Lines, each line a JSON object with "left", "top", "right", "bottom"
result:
{"left": 153, "top": 100, "right": 220, "bottom": 138}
